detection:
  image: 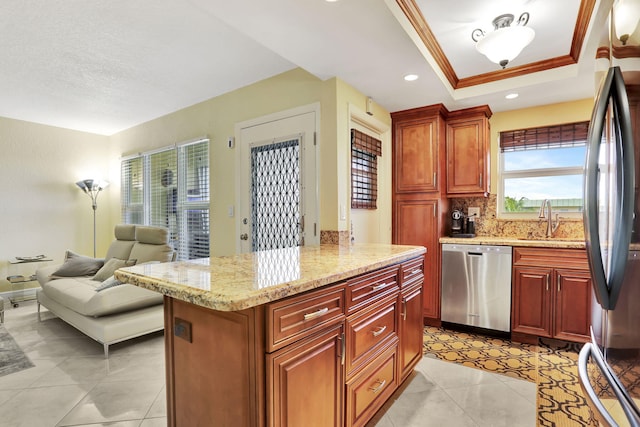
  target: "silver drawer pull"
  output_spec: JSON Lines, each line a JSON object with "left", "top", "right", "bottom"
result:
{"left": 303, "top": 307, "right": 329, "bottom": 321}
{"left": 410, "top": 269, "right": 421, "bottom": 275}
{"left": 372, "top": 326, "right": 387, "bottom": 337}
{"left": 369, "top": 379, "right": 386, "bottom": 394}
{"left": 371, "top": 283, "right": 387, "bottom": 291}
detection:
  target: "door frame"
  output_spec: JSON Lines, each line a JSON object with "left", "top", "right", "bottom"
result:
{"left": 234, "top": 103, "right": 321, "bottom": 253}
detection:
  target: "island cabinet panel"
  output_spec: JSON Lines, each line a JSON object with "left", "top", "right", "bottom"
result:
{"left": 267, "top": 323, "right": 345, "bottom": 427}
{"left": 345, "top": 295, "right": 398, "bottom": 376}
{"left": 398, "top": 282, "right": 424, "bottom": 381}
{"left": 163, "top": 256, "right": 425, "bottom": 427}
{"left": 165, "top": 298, "right": 265, "bottom": 427}
{"left": 266, "top": 282, "right": 346, "bottom": 352}
{"left": 511, "top": 247, "right": 592, "bottom": 344}
{"left": 345, "top": 344, "right": 399, "bottom": 427}
{"left": 445, "top": 107, "right": 491, "bottom": 197}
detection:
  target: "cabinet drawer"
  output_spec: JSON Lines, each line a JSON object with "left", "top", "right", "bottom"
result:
{"left": 266, "top": 283, "right": 346, "bottom": 352}
{"left": 345, "top": 344, "right": 398, "bottom": 427}
{"left": 346, "top": 296, "right": 398, "bottom": 376}
{"left": 401, "top": 257, "right": 424, "bottom": 287}
{"left": 346, "top": 265, "right": 399, "bottom": 314}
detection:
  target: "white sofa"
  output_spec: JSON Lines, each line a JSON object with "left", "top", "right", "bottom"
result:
{"left": 36, "top": 225, "right": 174, "bottom": 357}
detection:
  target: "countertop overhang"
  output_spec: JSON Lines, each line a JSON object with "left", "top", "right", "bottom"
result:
{"left": 114, "top": 243, "right": 426, "bottom": 312}
{"left": 440, "top": 236, "right": 586, "bottom": 249}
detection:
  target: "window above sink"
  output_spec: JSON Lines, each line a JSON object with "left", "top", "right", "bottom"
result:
{"left": 497, "top": 121, "right": 589, "bottom": 219}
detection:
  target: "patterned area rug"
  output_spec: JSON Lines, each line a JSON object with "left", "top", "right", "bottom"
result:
{"left": 423, "top": 326, "right": 596, "bottom": 426}
{"left": 0, "top": 325, "right": 34, "bottom": 377}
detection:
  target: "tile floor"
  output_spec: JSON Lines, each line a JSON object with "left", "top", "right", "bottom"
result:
{"left": 0, "top": 301, "right": 536, "bottom": 427}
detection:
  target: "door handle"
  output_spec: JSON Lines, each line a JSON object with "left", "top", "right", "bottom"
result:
{"left": 240, "top": 233, "right": 248, "bottom": 241}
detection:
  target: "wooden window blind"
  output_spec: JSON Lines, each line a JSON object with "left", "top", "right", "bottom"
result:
{"left": 500, "top": 121, "right": 590, "bottom": 152}
{"left": 351, "top": 129, "right": 382, "bottom": 209}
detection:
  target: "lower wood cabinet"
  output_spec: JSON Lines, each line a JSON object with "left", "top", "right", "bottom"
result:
{"left": 268, "top": 323, "right": 345, "bottom": 427}
{"left": 398, "top": 282, "right": 423, "bottom": 381}
{"left": 393, "top": 198, "right": 440, "bottom": 322}
{"left": 511, "top": 247, "right": 593, "bottom": 343}
{"left": 164, "top": 257, "right": 424, "bottom": 427}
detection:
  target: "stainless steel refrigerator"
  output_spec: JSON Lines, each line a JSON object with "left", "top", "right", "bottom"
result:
{"left": 578, "top": 65, "right": 640, "bottom": 426}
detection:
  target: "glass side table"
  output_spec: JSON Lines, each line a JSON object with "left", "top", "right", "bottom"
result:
{"left": 7, "top": 255, "right": 52, "bottom": 307}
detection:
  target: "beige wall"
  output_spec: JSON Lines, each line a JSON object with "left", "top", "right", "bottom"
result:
{"left": 109, "top": 68, "right": 392, "bottom": 255}
{"left": 488, "top": 98, "right": 595, "bottom": 194}
{"left": 0, "top": 117, "right": 110, "bottom": 293}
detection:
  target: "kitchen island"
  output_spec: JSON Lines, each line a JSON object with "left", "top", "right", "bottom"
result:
{"left": 115, "top": 243, "right": 426, "bottom": 427}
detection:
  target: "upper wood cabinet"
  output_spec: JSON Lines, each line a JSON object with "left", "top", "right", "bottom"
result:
{"left": 391, "top": 105, "right": 447, "bottom": 194}
{"left": 445, "top": 106, "right": 492, "bottom": 197}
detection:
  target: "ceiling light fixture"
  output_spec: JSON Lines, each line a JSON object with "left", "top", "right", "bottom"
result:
{"left": 613, "top": 0, "right": 640, "bottom": 45}
{"left": 505, "top": 93, "right": 519, "bottom": 99}
{"left": 403, "top": 74, "right": 419, "bottom": 81}
{"left": 472, "top": 12, "right": 535, "bottom": 69}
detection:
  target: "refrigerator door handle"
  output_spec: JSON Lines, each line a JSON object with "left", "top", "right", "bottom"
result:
{"left": 578, "top": 343, "right": 640, "bottom": 427}
{"left": 583, "top": 66, "right": 635, "bottom": 310}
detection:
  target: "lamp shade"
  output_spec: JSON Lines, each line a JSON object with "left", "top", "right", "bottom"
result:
{"left": 614, "top": 0, "right": 640, "bottom": 44}
{"left": 476, "top": 25, "right": 535, "bottom": 68}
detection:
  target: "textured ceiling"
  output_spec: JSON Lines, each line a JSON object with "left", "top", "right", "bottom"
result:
{"left": 0, "top": 0, "right": 618, "bottom": 135}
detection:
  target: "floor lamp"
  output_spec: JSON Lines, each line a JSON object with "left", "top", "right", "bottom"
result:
{"left": 76, "top": 179, "right": 109, "bottom": 257}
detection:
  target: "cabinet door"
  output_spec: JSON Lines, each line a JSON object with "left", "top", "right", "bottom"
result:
{"left": 267, "top": 323, "right": 345, "bottom": 427}
{"left": 399, "top": 283, "right": 423, "bottom": 381}
{"left": 512, "top": 266, "right": 553, "bottom": 337}
{"left": 394, "top": 118, "right": 438, "bottom": 193}
{"left": 446, "top": 117, "right": 489, "bottom": 196}
{"left": 554, "top": 269, "right": 592, "bottom": 342}
{"left": 394, "top": 199, "right": 439, "bottom": 319}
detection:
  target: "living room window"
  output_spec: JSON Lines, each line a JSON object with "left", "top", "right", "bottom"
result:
{"left": 498, "top": 121, "right": 588, "bottom": 217}
{"left": 121, "top": 138, "right": 210, "bottom": 260}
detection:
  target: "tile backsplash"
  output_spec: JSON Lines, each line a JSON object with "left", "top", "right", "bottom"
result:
{"left": 449, "top": 194, "right": 584, "bottom": 240}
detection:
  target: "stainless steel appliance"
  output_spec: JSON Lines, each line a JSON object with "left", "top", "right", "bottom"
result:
{"left": 441, "top": 244, "right": 512, "bottom": 332}
{"left": 577, "top": 65, "right": 640, "bottom": 426}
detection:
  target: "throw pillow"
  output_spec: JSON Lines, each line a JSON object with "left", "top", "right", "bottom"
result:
{"left": 95, "top": 276, "right": 123, "bottom": 292}
{"left": 50, "top": 251, "right": 104, "bottom": 278}
{"left": 92, "top": 258, "right": 136, "bottom": 282}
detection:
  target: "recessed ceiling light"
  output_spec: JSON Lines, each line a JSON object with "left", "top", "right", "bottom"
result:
{"left": 325, "top": 0, "right": 339, "bottom": 2}
{"left": 505, "top": 93, "right": 519, "bottom": 99}
{"left": 404, "top": 74, "right": 419, "bottom": 81}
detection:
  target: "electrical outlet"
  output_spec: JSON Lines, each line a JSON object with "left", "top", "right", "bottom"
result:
{"left": 468, "top": 207, "right": 481, "bottom": 219}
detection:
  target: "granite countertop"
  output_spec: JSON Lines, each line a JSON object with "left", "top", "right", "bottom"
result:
{"left": 114, "top": 243, "right": 426, "bottom": 312}
{"left": 440, "top": 236, "right": 586, "bottom": 249}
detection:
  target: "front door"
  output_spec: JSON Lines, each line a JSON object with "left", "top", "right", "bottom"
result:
{"left": 237, "top": 109, "right": 318, "bottom": 253}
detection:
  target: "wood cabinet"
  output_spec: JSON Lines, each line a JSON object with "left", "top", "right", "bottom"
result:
{"left": 445, "top": 106, "right": 492, "bottom": 197}
{"left": 511, "top": 247, "right": 593, "bottom": 343}
{"left": 393, "top": 107, "right": 445, "bottom": 193}
{"left": 268, "top": 323, "right": 345, "bottom": 427}
{"left": 398, "top": 281, "right": 423, "bottom": 381}
{"left": 164, "top": 257, "right": 424, "bottom": 427}
{"left": 392, "top": 105, "right": 447, "bottom": 325}
{"left": 394, "top": 198, "right": 441, "bottom": 322}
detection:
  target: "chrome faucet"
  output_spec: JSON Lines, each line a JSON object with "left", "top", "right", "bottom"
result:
{"left": 538, "top": 199, "right": 560, "bottom": 238}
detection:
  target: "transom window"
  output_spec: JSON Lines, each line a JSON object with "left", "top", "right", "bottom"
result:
{"left": 498, "top": 121, "right": 589, "bottom": 217}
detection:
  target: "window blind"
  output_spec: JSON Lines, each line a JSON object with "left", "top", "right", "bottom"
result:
{"left": 121, "top": 156, "right": 144, "bottom": 224}
{"left": 120, "top": 138, "right": 210, "bottom": 261}
{"left": 351, "top": 129, "right": 381, "bottom": 210}
{"left": 500, "top": 121, "right": 590, "bottom": 152}
{"left": 177, "top": 140, "right": 210, "bottom": 260}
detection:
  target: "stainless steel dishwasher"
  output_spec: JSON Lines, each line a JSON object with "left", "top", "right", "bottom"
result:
{"left": 441, "top": 244, "right": 512, "bottom": 332}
